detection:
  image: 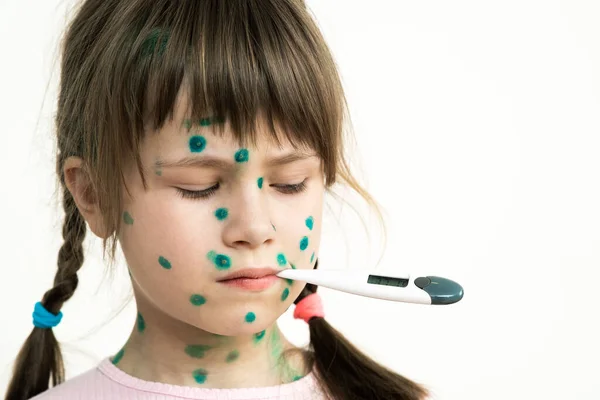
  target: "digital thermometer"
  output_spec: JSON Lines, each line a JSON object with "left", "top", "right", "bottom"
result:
{"left": 276, "top": 269, "right": 463, "bottom": 305}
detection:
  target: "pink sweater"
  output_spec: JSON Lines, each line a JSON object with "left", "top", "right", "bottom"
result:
{"left": 30, "top": 358, "right": 327, "bottom": 399}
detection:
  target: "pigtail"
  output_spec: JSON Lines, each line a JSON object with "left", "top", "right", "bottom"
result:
{"left": 5, "top": 184, "right": 87, "bottom": 400}
{"left": 294, "top": 261, "right": 430, "bottom": 400}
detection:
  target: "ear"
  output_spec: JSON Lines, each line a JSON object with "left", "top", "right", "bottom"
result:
{"left": 62, "top": 156, "right": 111, "bottom": 239}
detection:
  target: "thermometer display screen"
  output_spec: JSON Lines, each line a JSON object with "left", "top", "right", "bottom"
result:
{"left": 367, "top": 275, "right": 409, "bottom": 287}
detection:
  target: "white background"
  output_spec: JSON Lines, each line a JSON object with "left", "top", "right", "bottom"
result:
{"left": 1, "top": 1, "right": 599, "bottom": 399}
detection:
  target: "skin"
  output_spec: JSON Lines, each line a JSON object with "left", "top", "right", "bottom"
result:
{"left": 62, "top": 88, "right": 324, "bottom": 389}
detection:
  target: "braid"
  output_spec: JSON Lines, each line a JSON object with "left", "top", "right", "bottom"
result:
{"left": 4, "top": 185, "right": 87, "bottom": 400}
{"left": 42, "top": 186, "right": 86, "bottom": 315}
{"left": 296, "top": 258, "right": 430, "bottom": 399}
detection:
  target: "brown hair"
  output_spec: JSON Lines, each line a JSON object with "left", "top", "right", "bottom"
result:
{"left": 6, "top": 1, "right": 430, "bottom": 399}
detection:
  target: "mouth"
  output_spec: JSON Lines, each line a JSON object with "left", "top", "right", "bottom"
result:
{"left": 217, "top": 267, "right": 281, "bottom": 291}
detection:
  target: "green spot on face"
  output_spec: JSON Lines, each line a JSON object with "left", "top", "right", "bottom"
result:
{"left": 192, "top": 368, "right": 208, "bottom": 384}
{"left": 281, "top": 288, "right": 290, "bottom": 301}
{"left": 277, "top": 253, "right": 287, "bottom": 266}
{"left": 123, "top": 211, "right": 134, "bottom": 225}
{"left": 182, "top": 119, "right": 193, "bottom": 131}
{"left": 158, "top": 256, "right": 172, "bottom": 270}
{"left": 226, "top": 350, "right": 240, "bottom": 363}
{"left": 290, "top": 263, "right": 296, "bottom": 269}
{"left": 310, "top": 252, "right": 315, "bottom": 263}
{"left": 305, "top": 216, "right": 314, "bottom": 230}
{"left": 185, "top": 344, "right": 211, "bottom": 358}
{"left": 254, "top": 329, "right": 266, "bottom": 343}
{"left": 299, "top": 236, "right": 309, "bottom": 251}
{"left": 190, "top": 294, "right": 206, "bottom": 306}
{"left": 155, "top": 169, "right": 162, "bottom": 176}
{"left": 215, "top": 255, "right": 231, "bottom": 269}
{"left": 234, "top": 148, "right": 249, "bottom": 163}
{"left": 199, "top": 117, "right": 211, "bottom": 126}
{"left": 137, "top": 312, "right": 146, "bottom": 332}
{"left": 286, "top": 278, "right": 293, "bottom": 285}
{"left": 245, "top": 312, "right": 256, "bottom": 323}
{"left": 207, "top": 251, "right": 232, "bottom": 270}
{"left": 257, "top": 177, "right": 263, "bottom": 189}
{"left": 189, "top": 135, "right": 207, "bottom": 153}
{"left": 272, "top": 223, "right": 276, "bottom": 231}
{"left": 214, "top": 208, "right": 228, "bottom": 221}
{"left": 111, "top": 348, "right": 124, "bottom": 365}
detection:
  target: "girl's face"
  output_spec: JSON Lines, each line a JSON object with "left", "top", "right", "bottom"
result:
{"left": 118, "top": 103, "right": 324, "bottom": 336}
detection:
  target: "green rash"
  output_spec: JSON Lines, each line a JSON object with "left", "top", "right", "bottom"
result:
{"left": 141, "top": 27, "right": 169, "bottom": 57}
{"left": 281, "top": 288, "right": 290, "bottom": 301}
{"left": 190, "top": 294, "right": 206, "bottom": 306}
{"left": 299, "top": 236, "right": 309, "bottom": 251}
{"left": 158, "top": 256, "right": 172, "bottom": 269}
{"left": 207, "top": 251, "right": 232, "bottom": 270}
{"left": 245, "top": 312, "right": 256, "bottom": 323}
{"left": 305, "top": 216, "right": 314, "bottom": 230}
{"left": 310, "top": 252, "right": 315, "bottom": 263}
{"left": 153, "top": 158, "right": 162, "bottom": 176}
{"left": 123, "top": 211, "right": 134, "bottom": 225}
{"left": 234, "top": 148, "right": 249, "bottom": 163}
{"left": 192, "top": 368, "right": 208, "bottom": 384}
{"left": 182, "top": 116, "right": 225, "bottom": 131}
{"left": 269, "top": 327, "right": 284, "bottom": 362}
{"left": 254, "top": 329, "right": 266, "bottom": 344}
{"left": 277, "top": 253, "right": 287, "bottom": 266}
{"left": 111, "top": 348, "right": 125, "bottom": 365}
{"left": 185, "top": 344, "right": 211, "bottom": 358}
{"left": 214, "top": 208, "right": 228, "bottom": 221}
{"left": 268, "top": 328, "right": 302, "bottom": 383}
{"left": 189, "top": 135, "right": 207, "bottom": 153}
{"left": 226, "top": 350, "right": 240, "bottom": 363}
{"left": 257, "top": 177, "right": 263, "bottom": 188}
{"left": 136, "top": 312, "right": 145, "bottom": 333}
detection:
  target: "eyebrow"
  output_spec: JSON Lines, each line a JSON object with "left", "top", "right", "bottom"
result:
{"left": 156, "top": 151, "right": 317, "bottom": 170}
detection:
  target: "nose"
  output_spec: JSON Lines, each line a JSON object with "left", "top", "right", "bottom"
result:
{"left": 221, "top": 184, "right": 274, "bottom": 249}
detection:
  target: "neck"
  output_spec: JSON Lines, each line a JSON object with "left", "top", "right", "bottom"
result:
{"left": 113, "top": 302, "right": 308, "bottom": 389}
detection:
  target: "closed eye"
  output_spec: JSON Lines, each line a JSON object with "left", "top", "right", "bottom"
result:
{"left": 271, "top": 178, "right": 308, "bottom": 194}
{"left": 175, "top": 178, "right": 308, "bottom": 200}
{"left": 175, "top": 183, "right": 219, "bottom": 200}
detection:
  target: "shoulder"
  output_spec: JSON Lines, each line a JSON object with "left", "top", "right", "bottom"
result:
{"left": 29, "top": 359, "right": 123, "bottom": 400}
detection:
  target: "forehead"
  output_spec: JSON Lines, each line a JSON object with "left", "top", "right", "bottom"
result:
{"left": 144, "top": 86, "right": 300, "bottom": 153}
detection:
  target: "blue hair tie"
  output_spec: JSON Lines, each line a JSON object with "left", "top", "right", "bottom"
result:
{"left": 32, "top": 302, "right": 63, "bottom": 329}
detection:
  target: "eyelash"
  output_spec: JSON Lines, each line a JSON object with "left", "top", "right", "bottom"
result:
{"left": 175, "top": 179, "right": 308, "bottom": 200}
{"left": 272, "top": 179, "right": 308, "bottom": 194}
{"left": 176, "top": 183, "right": 220, "bottom": 200}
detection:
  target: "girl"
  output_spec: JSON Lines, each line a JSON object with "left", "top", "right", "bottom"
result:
{"left": 6, "top": 1, "right": 431, "bottom": 399}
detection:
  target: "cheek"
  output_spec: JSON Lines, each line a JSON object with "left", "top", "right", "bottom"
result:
{"left": 119, "top": 197, "right": 221, "bottom": 298}
{"left": 280, "top": 201, "right": 323, "bottom": 271}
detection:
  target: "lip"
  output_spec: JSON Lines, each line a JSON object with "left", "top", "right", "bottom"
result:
{"left": 217, "top": 267, "right": 281, "bottom": 291}
{"left": 217, "top": 267, "right": 280, "bottom": 281}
